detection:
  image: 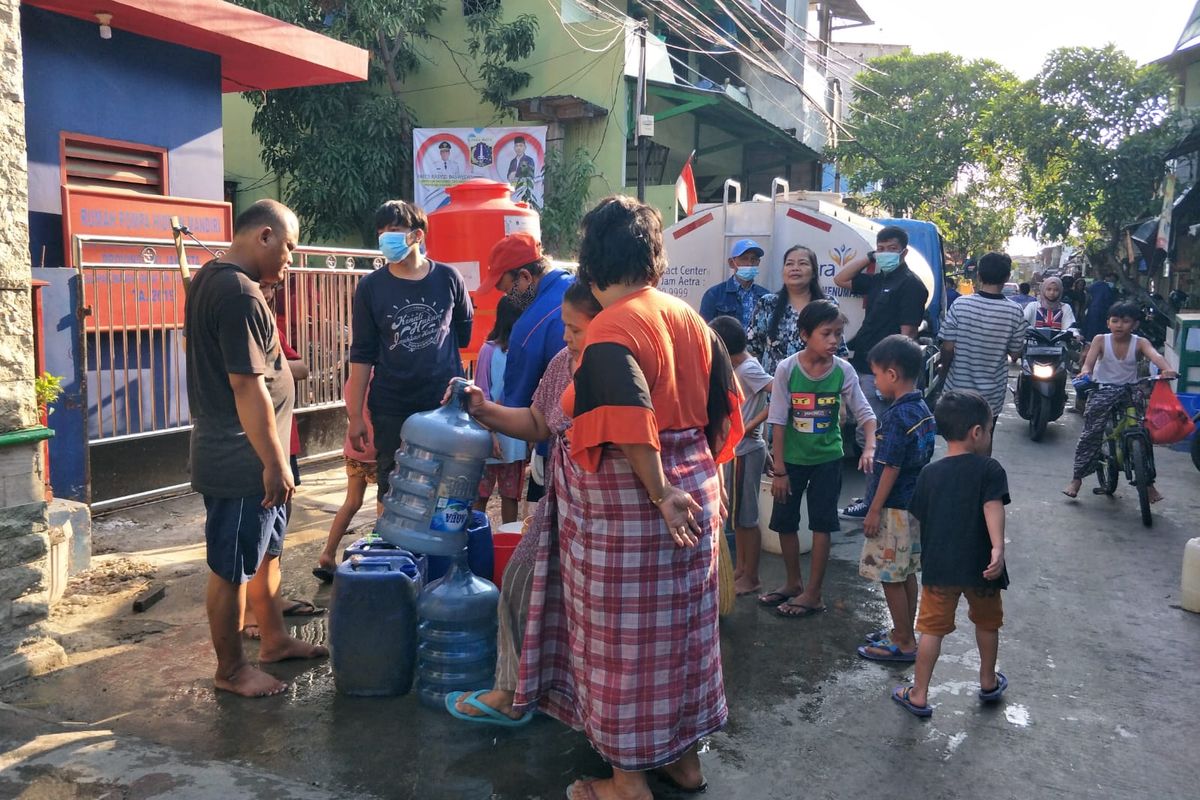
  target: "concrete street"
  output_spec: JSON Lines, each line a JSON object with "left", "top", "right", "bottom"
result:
{"left": 2, "top": 401, "right": 1198, "bottom": 800}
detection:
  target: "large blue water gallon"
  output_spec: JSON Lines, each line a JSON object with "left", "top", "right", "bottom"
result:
{"left": 377, "top": 379, "right": 493, "bottom": 557}
{"left": 329, "top": 555, "right": 421, "bottom": 697}
{"left": 342, "top": 534, "right": 428, "bottom": 585}
{"left": 415, "top": 550, "right": 500, "bottom": 709}
{"left": 426, "top": 511, "right": 494, "bottom": 583}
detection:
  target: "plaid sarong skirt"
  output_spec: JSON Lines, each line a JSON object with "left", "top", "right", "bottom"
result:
{"left": 515, "top": 428, "right": 728, "bottom": 771}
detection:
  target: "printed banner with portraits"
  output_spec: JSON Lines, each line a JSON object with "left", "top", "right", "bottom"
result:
{"left": 413, "top": 126, "right": 547, "bottom": 212}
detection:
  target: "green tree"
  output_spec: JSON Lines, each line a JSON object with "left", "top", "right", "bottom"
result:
{"left": 917, "top": 183, "right": 1017, "bottom": 264}
{"left": 234, "top": 1, "right": 537, "bottom": 245}
{"left": 988, "top": 46, "right": 1184, "bottom": 266}
{"left": 540, "top": 148, "right": 598, "bottom": 258}
{"left": 830, "top": 51, "right": 1018, "bottom": 217}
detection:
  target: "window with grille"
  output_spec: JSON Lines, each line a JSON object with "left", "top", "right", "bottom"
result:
{"left": 61, "top": 133, "right": 168, "bottom": 195}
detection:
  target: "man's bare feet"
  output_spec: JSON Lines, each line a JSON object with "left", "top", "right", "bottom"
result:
{"left": 1062, "top": 479, "right": 1082, "bottom": 498}
{"left": 654, "top": 759, "right": 706, "bottom": 791}
{"left": 214, "top": 663, "right": 287, "bottom": 697}
{"left": 454, "top": 688, "right": 521, "bottom": 719}
{"left": 1148, "top": 484, "right": 1164, "bottom": 503}
{"left": 258, "top": 636, "right": 329, "bottom": 664}
{"left": 565, "top": 778, "right": 651, "bottom": 800}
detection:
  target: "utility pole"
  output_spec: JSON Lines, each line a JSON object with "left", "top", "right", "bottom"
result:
{"left": 635, "top": 16, "right": 648, "bottom": 202}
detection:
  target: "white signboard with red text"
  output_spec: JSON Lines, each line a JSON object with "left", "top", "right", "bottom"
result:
{"left": 414, "top": 126, "right": 547, "bottom": 213}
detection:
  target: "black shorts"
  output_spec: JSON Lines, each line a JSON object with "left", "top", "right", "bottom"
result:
{"left": 372, "top": 411, "right": 418, "bottom": 502}
{"left": 769, "top": 458, "right": 842, "bottom": 534}
{"left": 203, "top": 494, "right": 287, "bottom": 584}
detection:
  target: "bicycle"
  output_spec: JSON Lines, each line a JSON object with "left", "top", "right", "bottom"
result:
{"left": 1092, "top": 375, "right": 1172, "bottom": 528}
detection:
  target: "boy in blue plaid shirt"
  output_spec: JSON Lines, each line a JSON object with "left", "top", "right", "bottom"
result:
{"left": 856, "top": 335, "right": 936, "bottom": 662}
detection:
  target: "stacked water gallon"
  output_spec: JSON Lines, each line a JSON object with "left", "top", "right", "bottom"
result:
{"left": 376, "top": 378, "right": 501, "bottom": 708}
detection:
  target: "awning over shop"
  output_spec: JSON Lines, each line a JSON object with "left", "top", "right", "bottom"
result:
{"left": 508, "top": 95, "right": 609, "bottom": 123}
{"left": 641, "top": 79, "right": 821, "bottom": 166}
{"left": 824, "top": 0, "right": 873, "bottom": 25}
{"left": 24, "top": 0, "right": 368, "bottom": 92}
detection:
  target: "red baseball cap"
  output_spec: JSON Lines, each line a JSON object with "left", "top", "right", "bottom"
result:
{"left": 486, "top": 233, "right": 542, "bottom": 288}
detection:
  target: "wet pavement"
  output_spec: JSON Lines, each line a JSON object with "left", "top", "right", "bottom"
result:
{"left": 2, "top": 400, "right": 1199, "bottom": 799}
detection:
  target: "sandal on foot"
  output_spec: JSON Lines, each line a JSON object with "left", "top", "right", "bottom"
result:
{"left": 864, "top": 628, "right": 890, "bottom": 643}
{"left": 774, "top": 601, "right": 826, "bottom": 618}
{"left": 978, "top": 671, "right": 1008, "bottom": 703}
{"left": 444, "top": 690, "right": 532, "bottom": 728}
{"left": 281, "top": 599, "right": 325, "bottom": 617}
{"left": 757, "top": 590, "right": 799, "bottom": 607}
{"left": 857, "top": 642, "right": 917, "bottom": 662}
{"left": 892, "top": 686, "right": 932, "bottom": 717}
{"left": 651, "top": 768, "right": 708, "bottom": 794}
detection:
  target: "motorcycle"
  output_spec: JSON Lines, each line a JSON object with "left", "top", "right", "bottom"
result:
{"left": 1015, "top": 327, "right": 1076, "bottom": 441}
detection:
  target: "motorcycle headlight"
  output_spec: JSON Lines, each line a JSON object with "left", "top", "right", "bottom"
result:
{"left": 1032, "top": 363, "right": 1055, "bottom": 379}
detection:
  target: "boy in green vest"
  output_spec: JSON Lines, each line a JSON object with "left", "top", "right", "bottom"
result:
{"left": 759, "top": 300, "right": 877, "bottom": 617}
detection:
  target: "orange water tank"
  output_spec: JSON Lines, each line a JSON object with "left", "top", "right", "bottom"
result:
{"left": 426, "top": 179, "right": 541, "bottom": 371}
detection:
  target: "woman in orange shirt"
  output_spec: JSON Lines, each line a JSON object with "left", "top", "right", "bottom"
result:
{"left": 517, "top": 196, "right": 741, "bottom": 800}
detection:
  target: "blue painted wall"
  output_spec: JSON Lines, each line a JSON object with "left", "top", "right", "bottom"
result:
{"left": 22, "top": 6, "right": 224, "bottom": 270}
{"left": 32, "top": 268, "right": 87, "bottom": 501}
{"left": 23, "top": 7, "right": 225, "bottom": 501}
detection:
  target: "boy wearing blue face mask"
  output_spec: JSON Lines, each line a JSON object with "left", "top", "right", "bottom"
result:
{"left": 834, "top": 226, "right": 929, "bottom": 518}
{"left": 699, "top": 238, "right": 770, "bottom": 326}
{"left": 346, "top": 200, "right": 474, "bottom": 501}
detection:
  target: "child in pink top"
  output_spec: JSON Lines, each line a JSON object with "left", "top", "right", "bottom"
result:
{"left": 313, "top": 393, "right": 378, "bottom": 583}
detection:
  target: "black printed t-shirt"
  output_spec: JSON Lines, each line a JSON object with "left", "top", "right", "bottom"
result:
{"left": 847, "top": 264, "right": 929, "bottom": 372}
{"left": 909, "top": 453, "right": 1010, "bottom": 589}
{"left": 349, "top": 261, "right": 474, "bottom": 417}
{"left": 184, "top": 260, "right": 295, "bottom": 498}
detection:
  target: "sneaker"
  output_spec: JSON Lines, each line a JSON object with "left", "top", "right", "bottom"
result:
{"left": 840, "top": 499, "right": 868, "bottom": 519}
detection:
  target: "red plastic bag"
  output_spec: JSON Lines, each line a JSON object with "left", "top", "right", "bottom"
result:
{"left": 1146, "top": 380, "right": 1196, "bottom": 445}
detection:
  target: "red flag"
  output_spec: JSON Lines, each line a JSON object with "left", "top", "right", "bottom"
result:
{"left": 675, "top": 151, "right": 697, "bottom": 216}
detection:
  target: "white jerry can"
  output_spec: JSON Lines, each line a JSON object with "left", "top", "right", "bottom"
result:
{"left": 1183, "top": 537, "right": 1200, "bottom": 613}
{"left": 662, "top": 179, "right": 938, "bottom": 343}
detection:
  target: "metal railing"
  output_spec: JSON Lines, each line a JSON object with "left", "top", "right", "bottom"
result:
{"left": 72, "top": 234, "right": 379, "bottom": 445}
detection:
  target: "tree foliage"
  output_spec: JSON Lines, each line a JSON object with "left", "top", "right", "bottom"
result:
{"left": 986, "top": 46, "right": 1183, "bottom": 259}
{"left": 916, "top": 183, "right": 1017, "bottom": 264}
{"left": 829, "top": 51, "right": 1018, "bottom": 217}
{"left": 540, "top": 148, "right": 598, "bottom": 258}
{"left": 233, "top": 1, "right": 537, "bottom": 244}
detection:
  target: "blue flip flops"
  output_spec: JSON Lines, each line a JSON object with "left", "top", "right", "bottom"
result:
{"left": 864, "top": 628, "right": 890, "bottom": 644}
{"left": 445, "top": 690, "right": 533, "bottom": 728}
{"left": 892, "top": 686, "right": 933, "bottom": 717}
{"left": 857, "top": 641, "right": 917, "bottom": 662}
{"left": 978, "top": 671, "right": 1008, "bottom": 703}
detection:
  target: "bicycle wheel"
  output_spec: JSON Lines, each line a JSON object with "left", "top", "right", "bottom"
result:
{"left": 1129, "top": 436, "right": 1153, "bottom": 527}
{"left": 1095, "top": 435, "right": 1119, "bottom": 495}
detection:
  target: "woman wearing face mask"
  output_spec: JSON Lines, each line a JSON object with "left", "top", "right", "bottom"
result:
{"left": 747, "top": 245, "right": 845, "bottom": 377}
{"left": 1024, "top": 276, "right": 1077, "bottom": 331}
{"left": 344, "top": 200, "right": 474, "bottom": 500}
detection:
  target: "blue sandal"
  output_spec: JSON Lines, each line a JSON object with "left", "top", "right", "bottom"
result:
{"left": 857, "top": 641, "right": 917, "bottom": 662}
{"left": 445, "top": 690, "right": 533, "bottom": 727}
{"left": 978, "top": 671, "right": 1008, "bottom": 703}
{"left": 892, "top": 685, "right": 932, "bottom": 717}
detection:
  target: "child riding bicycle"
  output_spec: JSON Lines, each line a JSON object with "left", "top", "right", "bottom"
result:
{"left": 1063, "top": 301, "right": 1177, "bottom": 501}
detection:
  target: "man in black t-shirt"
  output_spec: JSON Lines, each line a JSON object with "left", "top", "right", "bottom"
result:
{"left": 892, "top": 390, "right": 1010, "bottom": 717}
{"left": 346, "top": 200, "right": 474, "bottom": 502}
{"left": 185, "top": 199, "right": 327, "bottom": 698}
{"left": 835, "top": 225, "right": 929, "bottom": 517}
